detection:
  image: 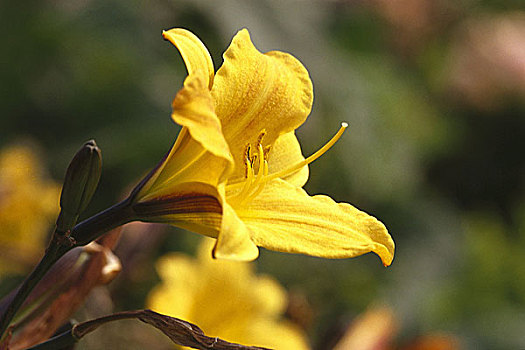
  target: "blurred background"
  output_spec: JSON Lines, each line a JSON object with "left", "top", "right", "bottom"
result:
{"left": 1, "top": 0, "right": 524, "bottom": 349}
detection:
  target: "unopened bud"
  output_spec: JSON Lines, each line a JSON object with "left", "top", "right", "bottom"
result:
{"left": 56, "top": 140, "right": 102, "bottom": 233}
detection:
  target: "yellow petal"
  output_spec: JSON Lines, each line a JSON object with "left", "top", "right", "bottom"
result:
{"left": 135, "top": 75, "right": 232, "bottom": 201}
{"left": 244, "top": 319, "right": 310, "bottom": 350}
{"left": 213, "top": 202, "right": 260, "bottom": 261}
{"left": 148, "top": 253, "right": 197, "bottom": 317}
{"left": 198, "top": 238, "right": 285, "bottom": 317}
{"left": 162, "top": 28, "right": 215, "bottom": 89}
{"left": 212, "top": 29, "right": 313, "bottom": 180}
{"left": 267, "top": 131, "right": 309, "bottom": 187}
{"left": 234, "top": 179, "right": 395, "bottom": 266}
{"left": 170, "top": 74, "right": 232, "bottom": 167}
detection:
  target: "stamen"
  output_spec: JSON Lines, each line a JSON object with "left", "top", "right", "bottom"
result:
{"left": 229, "top": 124, "right": 347, "bottom": 206}
{"left": 257, "top": 130, "right": 266, "bottom": 145}
{"left": 243, "top": 145, "right": 251, "bottom": 178}
{"left": 232, "top": 156, "right": 254, "bottom": 201}
{"left": 251, "top": 143, "right": 266, "bottom": 188}
{"left": 264, "top": 145, "right": 271, "bottom": 160}
{"left": 242, "top": 160, "right": 269, "bottom": 204}
{"left": 230, "top": 141, "right": 268, "bottom": 205}
{"left": 264, "top": 122, "right": 348, "bottom": 183}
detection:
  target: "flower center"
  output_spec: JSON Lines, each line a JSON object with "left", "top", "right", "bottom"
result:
{"left": 228, "top": 134, "right": 270, "bottom": 206}
{"left": 228, "top": 122, "right": 348, "bottom": 206}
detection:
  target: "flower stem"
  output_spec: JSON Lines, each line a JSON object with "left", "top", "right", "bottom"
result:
{"left": 23, "top": 328, "right": 76, "bottom": 350}
{"left": 0, "top": 237, "right": 72, "bottom": 340}
{"left": 71, "top": 198, "right": 134, "bottom": 246}
{"left": 0, "top": 199, "right": 135, "bottom": 340}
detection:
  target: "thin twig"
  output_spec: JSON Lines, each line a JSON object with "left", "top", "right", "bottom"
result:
{"left": 26, "top": 310, "right": 271, "bottom": 350}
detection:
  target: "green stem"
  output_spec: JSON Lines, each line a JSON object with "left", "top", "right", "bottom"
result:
{"left": 71, "top": 199, "right": 134, "bottom": 246}
{"left": 0, "top": 239, "right": 71, "bottom": 341}
{"left": 0, "top": 199, "right": 135, "bottom": 340}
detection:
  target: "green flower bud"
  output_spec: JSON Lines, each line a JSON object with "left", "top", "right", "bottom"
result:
{"left": 56, "top": 140, "right": 102, "bottom": 233}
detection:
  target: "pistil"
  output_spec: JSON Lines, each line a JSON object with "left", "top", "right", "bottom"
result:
{"left": 263, "top": 122, "right": 348, "bottom": 183}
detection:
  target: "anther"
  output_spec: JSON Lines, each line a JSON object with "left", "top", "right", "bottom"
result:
{"left": 257, "top": 130, "right": 266, "bottom": 145}
{"left": 243, "top": 145, "right": 251, "bottom": 178}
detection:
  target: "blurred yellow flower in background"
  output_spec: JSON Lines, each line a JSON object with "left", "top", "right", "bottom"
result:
{"left": 0, "top": 145, "right": 60, "bottom": 275}
{"left": 147, "top": 238, "right": 310, "bottom": 349}
{"left": 131, "top": 28, "right": 394, "bottom": 265}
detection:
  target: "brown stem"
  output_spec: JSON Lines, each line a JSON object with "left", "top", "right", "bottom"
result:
{"left": 26, "top": 310, "right": 271, "bottom": 350}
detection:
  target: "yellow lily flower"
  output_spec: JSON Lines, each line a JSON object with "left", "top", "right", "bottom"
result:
{"left": 0, "top": 145, "right": 60, "bottom": 276}
{"left": 131, "top": 28, "right": 394, "bottom": 265}
{"left": 147, "top": 238, "right": 310, "bottom": 349}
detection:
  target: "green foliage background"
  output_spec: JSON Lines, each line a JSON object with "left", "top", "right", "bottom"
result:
{"left": 1, "top": 0, "right": 524, "bottom": 349}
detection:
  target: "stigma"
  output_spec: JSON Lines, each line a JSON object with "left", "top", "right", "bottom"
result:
{"left": 228, "top": 123, "right": 348, "bottom": 205}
